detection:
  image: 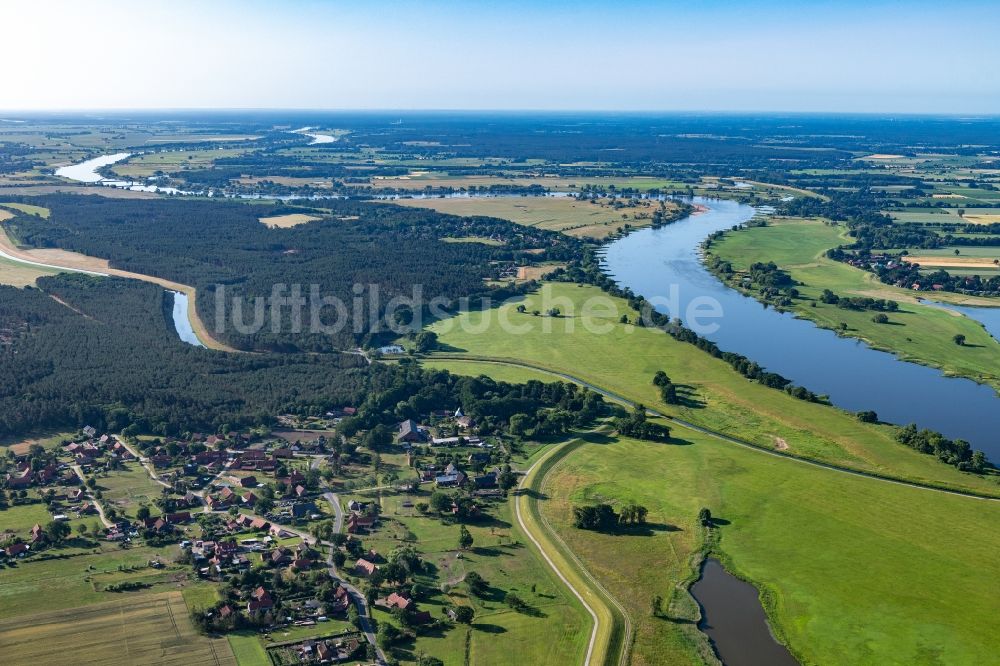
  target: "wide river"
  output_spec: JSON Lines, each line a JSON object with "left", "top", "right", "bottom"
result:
{"left": 602, "top": 197, "right": 1000, "bottom": 461}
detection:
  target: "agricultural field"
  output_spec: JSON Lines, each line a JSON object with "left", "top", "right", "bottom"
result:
{"left": 0, "top": 592, "right": 236, "bottom": 665}
{"left": 424, "top": 282, "right": 1000, "bottom": 496}
{"left": 705, "top": 217, "right": 1000, "bottom": 388}
{"left": 394, "top": 195, "right": 684, "bottom": 238}
{"left": 537, "top": 432, "right": 1000, "bottom": 665}
{"left": 0, "top": 540, "right": 206, "bottom": 618}
{"left": 258, "top": 213, "right": 321, "bottom": 228}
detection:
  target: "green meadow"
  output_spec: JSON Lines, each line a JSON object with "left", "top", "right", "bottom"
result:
{"left": 537, "top": 432, "right": 1000, "bottom": 665}
{"left": 705, "top": 216, "right": 1000, "bottom": 389}
{"left": 425, "top": 282, "right": 1000, "bottom": 496}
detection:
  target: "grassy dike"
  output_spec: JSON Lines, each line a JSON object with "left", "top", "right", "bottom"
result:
{"left": 424, "top": 282, "right": 1000, "bottom": 497}
{"left": 704, "top": 216, "right": 1000, "bottom": 389}
{"left": 513, "top": 430, "right": 632, "bottom": 666}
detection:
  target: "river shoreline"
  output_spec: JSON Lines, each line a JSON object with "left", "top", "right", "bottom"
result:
{"left": 701, "top": 239, "right": 1000, "bottom": 395}
{"left": 601, "top": 196, "right": 1000, "bottom": 461}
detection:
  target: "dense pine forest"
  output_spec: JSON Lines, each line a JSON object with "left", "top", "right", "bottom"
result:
{"left": 0, "top": 275, "right": 369, "bottom": 436}
{"left": 0, "top": 274, "right": 604, "bottom": 439}
{"left": 4, "top": 195, "right": 578, "bottom": 351}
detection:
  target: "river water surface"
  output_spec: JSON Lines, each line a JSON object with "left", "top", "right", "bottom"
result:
{"left": 171, "top": 292, "right": 204, "bottom": 347}
{"left": 602, "top": 197, "right": 1000, "bottom": 461}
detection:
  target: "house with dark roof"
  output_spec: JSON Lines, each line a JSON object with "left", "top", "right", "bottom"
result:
{"left": 397, "top": 419, "right": 428, "bottom": 443}
{"left": 247, "top": 586, "right": 274, "bottom": 615}
{"left": 291, "top": 501, "right": 318, "bottom": 519}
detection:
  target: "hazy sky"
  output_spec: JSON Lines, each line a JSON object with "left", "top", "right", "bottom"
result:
{"left": 2, "top": 0, "right": 998, "bottom": 113}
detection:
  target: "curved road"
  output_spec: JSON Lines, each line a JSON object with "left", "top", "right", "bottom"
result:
{"left": 513, "top": 438, "right": 632, "bottom": 666}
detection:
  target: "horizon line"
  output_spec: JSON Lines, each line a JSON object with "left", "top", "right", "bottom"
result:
{"left": 2, "top": 108, "right": 1000, "bottom": 118}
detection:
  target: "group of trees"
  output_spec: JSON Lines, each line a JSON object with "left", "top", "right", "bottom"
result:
{"left": 820, "top": 290, "right": 899, "bottom": 313}
{"left": 337, "top": 366, "right": 606, "bottom": 444}
{"left": 572, "top": 501, "right": 649, "bottom": 531}
{"left": 895, "top": 424, "right": 988, "bottom": 473}
{"left": 652, "top": 371, "right": 679, "bottom": 405}
{"left": 614, "top": 405, "right": 671, "bottom": 442}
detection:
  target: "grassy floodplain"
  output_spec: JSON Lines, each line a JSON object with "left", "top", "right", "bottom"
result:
{"left": 420, "top": 281, "right": 1000, "bottom": 661}
{"left": 425, "top": 282, "right": 1000, "bottom": 496}
{"left": 705, "top": 216, "right": 1000, "bottom": 389}
{"left": 394, "top": 195, "right": 685, "bottom": 239}
{"left": 535, "top": 432, "right": 1000, "bottom": 665}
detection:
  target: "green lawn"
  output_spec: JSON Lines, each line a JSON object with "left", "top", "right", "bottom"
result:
{"left": 228, "top": 631, "right": 270, "bottom": 666}
{"left": 340, "top": 481, "right": 590, "bottom": 665}
{"left": 96, "top": 464, "right": 167, "bottom": 519}
{"left": 424, "top": 282, "right": 1000, "bottom": 496}
{"left": 537, "top": 432, "right": 1000, "bottom": 665}
{"left": 706, "top": 216, "right": 1000, "bottom": 390}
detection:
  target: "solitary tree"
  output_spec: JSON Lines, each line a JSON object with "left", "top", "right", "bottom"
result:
{"left": 452, "top": 606, "right": 474, "bottom": 624}
{"left": 698, "top": 507, "right": 713, "bottom": 527}
{"left": 954, "top": 334, "right": 966, "bottom": 346}
{"left": 458, "top": 525, "right": 474, "bottom": 551}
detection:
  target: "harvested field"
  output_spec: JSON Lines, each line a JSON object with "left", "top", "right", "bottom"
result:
{"left": 904, "top": 255, "right": 1000, "bottom": 269}
{"left": 0, "top": 592, "right": 236, "bottom": 666}
{"left": 259, "top": 213, "right": 321, "bottom": 228}
{"left": 393, "top": 195, "right": 678, "bottom": 239}
{"left": 962, "top": 214, "right": 1000, "bottom": 224}
{"left": 0, "top": 255, "right": 60, "bottom": 286}
{"left": 517, "top": 264, "right": 565, "bottom": 280}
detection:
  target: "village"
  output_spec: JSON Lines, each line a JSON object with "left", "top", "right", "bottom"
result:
{"left": 1, "top": 405, "right": 527, "bottom": 665}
